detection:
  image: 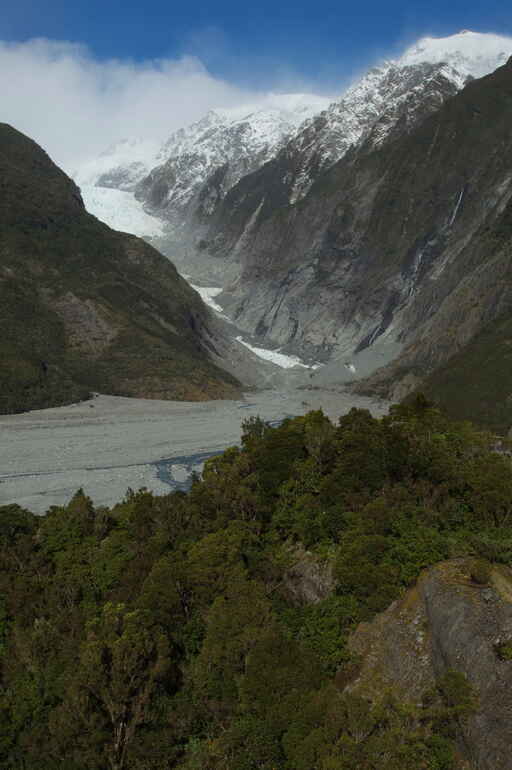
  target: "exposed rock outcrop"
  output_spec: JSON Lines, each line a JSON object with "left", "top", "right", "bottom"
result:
{"left": 347, "top": 559, "right": 512, "bottom": 770}
{"left": 196, "top": 57, "right": 512, "bottom": 430}
{"left": 282, "top": 546, "right": 335, "bottom": 605}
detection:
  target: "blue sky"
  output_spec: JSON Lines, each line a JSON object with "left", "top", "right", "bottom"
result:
{"left": 3, "top": 0, "right": 512, "bottom": 88}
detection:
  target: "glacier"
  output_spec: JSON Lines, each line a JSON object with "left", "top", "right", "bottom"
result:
{"left": 80, "top": 185, "right": 164, "bottom": 238}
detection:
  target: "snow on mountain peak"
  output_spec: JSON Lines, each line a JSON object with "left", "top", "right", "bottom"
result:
{"left": 76, "top": 93, "right": 333, "bottom": 239}
{"left": 213, "top": 92, "right": 331, "bottom": 124}
{"left": 399, "top": 30, "right": 512, "bottom": 79}
{"left": 134, "top": 92, "right": 333, "bottom": 218}
{"left": 283, "top": 30, "right": 512, "bottom": 203}
{"left": 157, "top": 92, "right": 332, "bottom": 162}
{"left": 76, "top": 30, "right": 512, "bottom": 239}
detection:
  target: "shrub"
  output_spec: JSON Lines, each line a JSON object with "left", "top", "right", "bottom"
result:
{"left": 495, "top": 641, "right": 512, "bottom": 661}
{"left": 470, "top": 558, "right": 492, "bottom": 585}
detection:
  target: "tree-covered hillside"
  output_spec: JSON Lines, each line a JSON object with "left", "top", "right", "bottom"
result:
{"left": 2, "top": 399, "right": 512, "bottom": 768}
{"left": 421, "top": 310, "right": 512, "bottom": 433}
{"left": 0, "top": 123, "right": 239, "bottom": 414}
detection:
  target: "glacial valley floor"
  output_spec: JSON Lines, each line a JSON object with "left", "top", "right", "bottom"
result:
{"left": 0, "top": 388, "right": 388, "bottom": 514}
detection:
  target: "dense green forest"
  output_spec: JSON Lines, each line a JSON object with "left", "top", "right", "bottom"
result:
{"left": 2, "top": 398, "right": 512, "bottom": 769}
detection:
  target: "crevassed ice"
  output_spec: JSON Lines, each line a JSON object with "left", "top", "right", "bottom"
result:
{"left": 80, "top": 185, "right": 164, "bottom": 238}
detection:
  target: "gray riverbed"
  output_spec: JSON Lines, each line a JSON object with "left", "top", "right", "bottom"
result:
{"left": 0, "top": 389, "right": 388, "bottom": 514}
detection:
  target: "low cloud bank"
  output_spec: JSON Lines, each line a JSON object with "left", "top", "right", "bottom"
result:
{"left": 0, "top": 38, "right": 263, "bottom": 171}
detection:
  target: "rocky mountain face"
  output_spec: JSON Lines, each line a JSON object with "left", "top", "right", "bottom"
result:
{"left": 132, "top": 95, "right": 330, "bottom": 249}
{"left": 267, "top": 60, "right": 465, "bottom": 207}
{"left": 347, "top": 559, "right": 512, "bottom": 770}
{"left": 346, "top": 56, "right": 512, "bottom": 424}
{"left": 79, "top": 32, "right": 511, "bottom": 239}
{"left": 78, "top": 33, "right": 511, "bottom": 277}
{"left": 201, "top": 43, "right": 512, "bottom": 431}
{"left": 197, "top": 32, "right": 510, "bottom": 276}
{"left": 75, "top": 31, "right": 512, "bottom": 430}
{"left": 0, "top": 124, "right": 240, "bottom": 414}
{"left": 195, "top": 58, "right": 464, "bottom": 287}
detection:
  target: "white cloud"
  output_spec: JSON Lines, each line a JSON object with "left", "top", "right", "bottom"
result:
{"left": 0, "top": 38, "right": 258, "bottom": 171}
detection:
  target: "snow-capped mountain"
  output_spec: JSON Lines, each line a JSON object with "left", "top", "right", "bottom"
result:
{"left": 135, "top": 30, "right": 512, "bottom": 219}
{"left": 134, "top": 94, "right": 331, "bottom": 229}
{"left": 201, "top": 46, "right": 512, "bottom": 398}
{"left": 285, "top": 60, "right": 464, "bottom": 202}
{"left": 189, "top": 30, "right": 512, "bottom": 282}
{"left": 282, "top": 30, "right": 512, "bottom": 202}
{"left": 400, "top": 29, "right": 511, "bottom": 77}
{"left": 159, "top": 93, "right": 332, "bottom": 171}
{"left": 75, "top": 94, "right": 330, "bottom": 240}
{"left": 76, "top": 30, "right": 512, "bottom": 247}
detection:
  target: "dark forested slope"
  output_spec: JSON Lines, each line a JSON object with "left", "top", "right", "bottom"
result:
{"left": 2, "top": 400, "right": 512, "bottom": 768}
{"left": 0, "top": 124, "right": 239, "bottom": 413}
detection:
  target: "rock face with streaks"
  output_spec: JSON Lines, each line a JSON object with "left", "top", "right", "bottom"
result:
{"left": 346, "top": 559, "right": 512, "bottom": 770}
{"left": 206, "top": 51, "right": 512, "bottom": 431}
{"left": 200, "top": 41, "right": 511, "bottom": 356}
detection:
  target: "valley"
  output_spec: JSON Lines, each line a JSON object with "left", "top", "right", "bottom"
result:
{"left": 5, "top": 30, "right": 512, "bottom": 519}
{"left": 0, "top": 389, "right": 386, "bottom": 514}
{"left": 0, "top": 173, "right": 389, "bottom": 515}
{"left": 3, "top": 22, "right": 512, "bottom": 770}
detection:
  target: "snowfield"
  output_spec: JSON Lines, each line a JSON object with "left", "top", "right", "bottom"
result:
{"left": 399, "top": 29, "right": 512, "bottom": 78}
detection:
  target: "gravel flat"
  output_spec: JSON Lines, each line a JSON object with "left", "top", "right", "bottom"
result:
{"left": 0, "top": 389, "right": 388, "bottom": 514}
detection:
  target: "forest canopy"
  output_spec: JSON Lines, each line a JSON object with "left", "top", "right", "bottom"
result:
{"left": 1, "top": 397, "right": 510, "bottom": 769}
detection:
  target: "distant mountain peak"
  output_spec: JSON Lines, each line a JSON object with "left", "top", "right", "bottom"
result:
{"left": 398, "top": 30, "right": 512, "bottom": 79}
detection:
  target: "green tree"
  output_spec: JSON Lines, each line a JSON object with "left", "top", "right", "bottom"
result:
{"left": 56, "top": 603, "right": 175, "bottom": 770}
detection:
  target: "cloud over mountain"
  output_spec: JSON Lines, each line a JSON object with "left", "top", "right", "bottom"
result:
{"left": 0, "top": 38, "right": 257, "bottom": 170}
